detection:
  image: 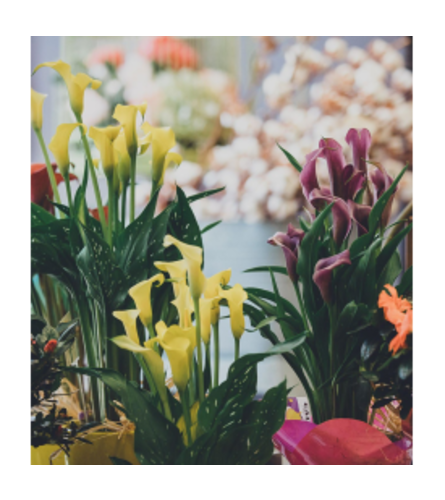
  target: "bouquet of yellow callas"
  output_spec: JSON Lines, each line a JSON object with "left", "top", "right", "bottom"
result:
{"left": 68, "top": 234, "right": 297, "bottom": 464}
{"left": 31, "top": 60, "right": 224, "bottom": 423}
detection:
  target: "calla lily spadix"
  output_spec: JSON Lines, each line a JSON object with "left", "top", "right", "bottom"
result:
{"left": 171, "top": 281, "right": 194, "bottom": 328}
{"left": 48, "top": 123, "right": 87, "bottom": 177}
{"left": 154, "top": 260, "right": 188, "bottom": 297}
{"left": 163, "top": 235, "right": 206, "bottom": 301}
{"left": 89, "top": 126, "right": 122, "bottom": 179}
{"left": 113, "top": 310, "right": 140, "bottom": 345}
{"left": 129, "top": 274, "right": 165, "bottom": 330}
{"left": 113, "top": 103, "right": 147, "bottom": 157}
{"left": 31, "top": 88, "right": 46, "bottom": 132}
{"left": 32, "top": 60, "right": 101, "bottom": 116}
{"left": 140, "top": 123, "right": 182, "bottom": 190}
{"left": 219, "top": 284, "right": 248, "bottom": 340}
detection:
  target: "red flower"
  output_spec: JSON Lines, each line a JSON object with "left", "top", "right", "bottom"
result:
{"left": 86, "top": 45, "right": 125, "bottom": 68}
{"left": 43, "top": 339, "right": 58, "bottom": 354}
{"left": 139, "top": 36, "right": 199, "bottom": 70}
{"left": 89, "top": 206, "right": 109, "bottom": 222}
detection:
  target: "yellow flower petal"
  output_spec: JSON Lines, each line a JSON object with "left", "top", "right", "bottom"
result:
{"left": 114, "top": 131, "right": 132, "bottom": 185}
{"left": 154, "top": 321, "right": 168, "bottom": 339}
{"left": 204, "top": 269, "right": 232, "bottom": 324}
{"left": 219, "top": 284, "right": 248, "bottom": 340}
{"left": 48, "top": 123, "right": 86, "bottom": 177}
{"left": 171, "top": 281, "right": 194, "bottom": 328}
{"left": 199, "top": 298, "right": 214, "bottom": 345}
{"left": 162, "top": 324, "right": 197, "bottom": 363}
{"left": 113, "top": 310, "right": 140, "bottom": 345}
{"left": 89, "top": 126, "right": 121, "bottom": 178}
{"left": 113, "top": 104, "right": 146, "bottom": 156}
{"left": 129, "top": 274, "right": 165, "bottom": 328}
{"left": 154, "top": 260, "right": 188, "bottom": 297}
{"left": 33, "top": 60, "right": 101, "bottom": 116}
{"left": 163, "top": 235, "right": 206, "bottom": 301}
{"left": 161, "top": 336, "right": 191, "bottom": 393}
{"left": 177, "top": 402, "right": 200, "bottom": 446}
{"left": 31, "top": 88, "right": 46, "bottom": 131}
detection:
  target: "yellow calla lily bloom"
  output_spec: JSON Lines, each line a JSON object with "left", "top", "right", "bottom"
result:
{"left": 163, "top": 235, "right": 206, "bottom": 301}
{"left": 31, "top": 88, "right": 46, "bottom": 132}
{"left": 177, "top": 402, "right": 200, "bottom": 446}
{"left": 155, "top": 320, "right": 168, "bottom": 339}
{"left": 113, "top": 103, "right": 147, "bottom": 157}
{"left": 154, "top": 260, "right": 188, "bottom": 297}
{"left": 160, "top": 336, "right": 191, "bottom": 393}
{"left": 112, "top": 335, "right": 165, "bottom": 397}
{"left": 112, "top": 310, "right": 140, "bottom": 345}
{"left": 140, "top": 123, "right": 182, "bottom": 189}
{"left": 161, "top": 324, "right": 197, "bottom": 363}
{"left": 89, "top": 126, "right": 122, "bottom": 179}
{"left": 114, "top": 131, "right": 132, "bottom": 185}
{"left": 129, "top": 274, "right": 165, "bottom": 329}
{"left": 219, "top": 284, "right": 248, "bottom": 340}
{"left": 199, "top": 298, "right": 216, "bottom": 345}
{"left": 171, "top": 281, "right": 194, "bottom": 328}
{"left": 204, "top": 269, "right": 232, "bottom": 325}
{"left": 32, "top": 60, "right": 101, "bottom": 116}
{"left": 48, "top": 123, "right": 87, "bottom": 177}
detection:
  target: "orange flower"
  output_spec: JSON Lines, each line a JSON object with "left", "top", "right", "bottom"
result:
{"left": 44, "top": 339, "right": 58, "bottom": 353}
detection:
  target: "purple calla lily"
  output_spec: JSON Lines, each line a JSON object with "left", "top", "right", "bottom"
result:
{"left": 268, "top": 224, "right": 305, "bottom": 284}
{"left": 348, "top": 201, "right": 372, "bottom": 236}
{"left": 319, "top": 138, "right": 347, "bottom": 199}
{"left": 345, "top": 128, "right": 372, "bottom": 174}
{"left": 313, "top": 250, "right": 351, "bottom": 303}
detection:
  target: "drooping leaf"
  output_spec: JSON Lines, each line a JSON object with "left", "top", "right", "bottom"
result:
{"left": 277, "top": 143, "right": 303, "bottom": 172}
{"left": 187, "top": 187, "right": 225, "bottom": 204}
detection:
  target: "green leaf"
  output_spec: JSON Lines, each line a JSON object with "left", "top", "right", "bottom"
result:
{"left": 187, "top": 187, "right": 225, "bottom": 204}
{"left": 169, "top": 186, "right": 203, "bottom": 248}
{"left": 397, "top": 267, "right": 412, "bottom": 296}
{"left": 244, "top": 265, "right": 288, "bottom": 276}
{"left": 245, "top": 316, "right": 277, "bottom": 332}
{"left": 31, "top": 202, "right": 56, "bottom": 227}
{"left": 377, "top": 252, "right": 402, "bottom": 295}
{"left": 201, "top": 220, "right": 222, "bottom": 234}
{"left": 110, "top": 457, "right": 132, "bottom": 465}
{"left": 377, "top": 224, "right": 412, "bottom": 277}
{"left": 277, "top": 143, "right": 303, "bottom": 172}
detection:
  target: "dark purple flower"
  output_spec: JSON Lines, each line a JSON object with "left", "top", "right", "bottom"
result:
{"left": 319, "top": 138, "right": 347, "bottom": 199}
{"left": 345, "top": 128, "right": 372, "bottom": 174}
{"left": 348, "top": 201, "right": 372, "bottom": 236}
{"left": 313, "top": 250, "right": 351, "bottom": 303}
{"left": 268, "top": 224, "right": 305, "bottom": 284}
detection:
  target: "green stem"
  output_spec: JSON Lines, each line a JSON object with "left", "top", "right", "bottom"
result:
{"left": 205, "top": 343, "right": 212, "bottom": 391}
{"left": 93, "top": 303, "right": 107, "bottom": 421}
{"left": 328, "top": 305, "right": 337, "bottom": 419}
{"left": 63, "top": 172, "right": 74, "bottom": 215}
{"left": 212, "top": 322, "right": 220, "bottom": 387}
{"left": 74, "top": 112, "right": 107, "bottom": 238}
{"left": 31, "top": 279, "right": 43, "bottom": 317}
{"left": 130, "top": 151, "right": 137, "bottom": 223}
{"left": 34, "top": 129, "right": 62, "bottom": 211}
{"left": 106, "top": 177, "right": 115, "bottom": 247}
{"left": 192, "top": 298, "right": 205, "bottom": 403}
{"left": 234, "top": 338, "right": 240, "bottom": 362}
{"left": 121, "top": 182, "right": 128, "bottom": 230}
{"left": 180, "top": 390, "right": 193, "bottom": 446}
{"left": 147, "top": 323, "right": 156, "bottom": 340}
{"left": 294, "top": 283, "right": 310, "bottom": 332}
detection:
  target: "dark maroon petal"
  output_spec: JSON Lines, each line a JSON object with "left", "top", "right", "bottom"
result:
{"left": 301, "top": 148, "right": 323, "bottom": 201}
{"left": 268, "top": 224, "right": 305, "bottom": 284}
{"left": 268, "top": 232, "right": 291, "bottom": 248}
{"left": 313, "top": 249, "right": 351, "bottom": 303}
{"left": 319, "top": 138, "right": 347, "bottom": 199}
{"left": 345, "top": 128, "right": 372, "bottom": 174}
{"left": 348, "top": 201, "right": 372, "bottom": 236}
{"left": 282, "top": 246, "right": 299, "bottom": 284}
{"left": 287, "top": 224, "right": 305, "bottom": 246}
{"left": 308, "top": 187, "right": 333, "bottom": 211}
{"left": 342, "top": 164, "right": 366, "bottom": 201}
{"left": 331, "top": 199, "right": 352, "bottom": 247}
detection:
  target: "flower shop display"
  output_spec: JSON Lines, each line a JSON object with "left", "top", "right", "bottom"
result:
{"left": 242, "top": 128, "right": 412, "bottom": 463}
{"left": 158, "top": 37, "right": 412, "bottom": 224}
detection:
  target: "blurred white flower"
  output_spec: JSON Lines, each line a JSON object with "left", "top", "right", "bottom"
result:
{"left": 232, "top": 137, "right": 261, "bottom": 157}
{"left": 174, "top": 161, "right": 203, "bottom": 186}
{"left": 324, "top": 37, "right": 348, "bottom": 60}
{"left": 368, "top": 39, "right": 391, "bottom": 60}
{"left": 355, "top": 60, "right": 387, "bottom": 88}
{"left": 104, "top": 79, "right": 123, "bottom": 97}
{"left": 347, "top": 47, "right": 368, "bottom": 68}
{"left": 381, "top": 49, "right": 405, "bottom": 72}
{"left": 81, "top": 89, "right": 110, "bottom": 127}
{"left": 233, "top": 114, "right": 263, "bottom": 136}
{"left": 391, "top": 67, "right": 413, "bottom": 93}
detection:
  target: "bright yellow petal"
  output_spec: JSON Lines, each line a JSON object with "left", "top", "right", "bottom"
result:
{"left": 160, "top": 336, "right": 191, "bottom": 393}
{"left": 111, "top": 335, "right": 146, "bottom": 353}
{"left": 113, "top": 310, "right": 140, "bottom": 345}
{"left": 154, "top": 321, "right": 168, "bottom": 340}
{"left": 89, "top": 126, "right": 121, "bottom": 178}
{"left": 154, "top": 260, "right": 188, "bottom": 297}
{"left": 114, "top": 131, "right": 132, "bottom": 185}
{"left": 177, "top": 402, "right": 200, "bottom": 446}
{"left": 48, "top": 123, "right": 86, "bottom": 176}
{"left": 162, "top": 324, "right": 197, "bottom": 363}
{"left": 113, "top": 104, "right": 146, "bottom": 156}
{"left": 31, "top": 88, "right": 46, "bottom": 131}
{"left": 163, "top": 235, "right": 205, "bottom": 301}
{"left": 199, "top": 298, "right": 214, "bottom": 345}
{"left": 219, "top": 284, "right": 248, "bottom": 340}
{"left": 129, "top": 274, "right": 165, "bottom": 328}
{"left": 204, "top": 269, "right": 232, "bottom": 299}
{"left": 171, "top": 281, "right": 194, "bottom": 328}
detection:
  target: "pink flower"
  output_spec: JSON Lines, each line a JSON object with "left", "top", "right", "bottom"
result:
{"left": 86, "top": 45, "right": 125, "bottom": 68}
{"left": 139, "top": 36, "right": 199, "bottom": 70}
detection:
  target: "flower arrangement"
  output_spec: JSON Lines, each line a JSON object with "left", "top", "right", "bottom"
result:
{"left": 243, "top": 127, "right": 412, "bottom": 430}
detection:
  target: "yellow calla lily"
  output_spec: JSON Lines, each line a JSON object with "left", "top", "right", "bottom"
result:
{"left": 177, "top": 402, "right": 200, "bottom": 446}
{"left": 204, "top": 269, "right": 232, "bottom": 325}
{"left": 48, "top": 123, "right": 87, "bottom": 177}
{"left": 114, "top": 131, "right": 132, "bottom": 185}
{"left": 199, "top": 298, "right": 215, "bottom": 345}
{"left": 112, "top": 310, "right": 140, "bottom": 345}
{"left": 154, "top": 260, "right": 188, "bottom": 297}
{"left": 113, "top": 103, "right": 147, "bottom": 157}
{"left": 161, "top": 324, "right": 197, "bottom": 363}
{"left": 31, "top": 88, "right": 46, "bottom": 131}
{"left": 163, "top": 235, "right": 206, "bottom": 301}
{"left": 140, "top": 123, "right": 182, "bottom": 189}
{"left": 89, "top": 126, "right": 121, "bottom": 179}
{"left": 160, "top": 336, "right": 191, "bottom": 393}
{"left": 155, "top": 320, "right": 168, "bottom": 339}
{"left": 129, "top": 274, "right": 165, "bottom": 329}
{"left": 219, "top": 284, "right": 248, "bottom": 340}
{"left": 32, "top": 60, "right": 101, "bottom": 116}
{"left": 171, "top": 281, "right": 194, "bottom": 328}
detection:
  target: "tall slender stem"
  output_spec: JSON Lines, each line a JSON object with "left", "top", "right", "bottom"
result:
{"left": 205, "top": 343, "right": 212, "bottom": 391}
{"left": 63, "top": 173, "right": 74, "bottom": 215}
{"left": 294, "top": 283, "right": 310, "bottom": 332}
{"left": 192, "top": 298, "right": 205, "bottom": 403}
{"left": 212, "top": 322, "right": 220, "bottom": 387}
{"left": 74, "top": 112, "right": 107, "bottom": 238}
{"left": 106, "top": 177, "right": 114, "bottom": 247}
{"left": 234, "top": 338, "right": 240, "bottom": 362}
{"left": 130, "top": 151, "right": 137, "bottom": 223}
{"left": 34, "top": 129, "right": 62, "bottom": 212}
{"left": 121, "top": 182, "right": 128, "bottom": 230}
{"left": 328, "top": 305, "right": 337, "bottom": 419}
{"left": 180, "top": 390, "right": 193, "bottom": 446}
